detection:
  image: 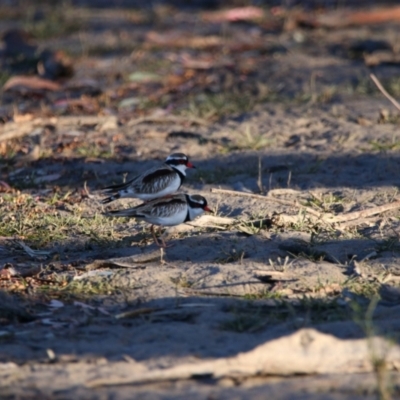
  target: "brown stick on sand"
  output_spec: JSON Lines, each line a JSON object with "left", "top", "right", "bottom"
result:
{"left": 210, "top": 188, "right": 327, "bottom": 218}
{"left": 326, "top": 200, "right": 400, "bottom": 223}
{"left": 150, "top": 225, "right": 172, "bottom": 248}
{"left": 370, "top": 73, "right": 400, "bottom": 113}
{"left": 210, "top": 188, "right": 400, "bottom": 226}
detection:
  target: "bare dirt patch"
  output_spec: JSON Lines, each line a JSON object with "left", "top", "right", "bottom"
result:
{"left": 2, "top": 1, "right": 400, "bottom": 399}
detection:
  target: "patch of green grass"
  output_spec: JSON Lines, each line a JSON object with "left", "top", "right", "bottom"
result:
{"left": 45, "top": 191, "right": 73, "bottom": 206}
{"left": 0, "top": 193, "right": 119, "bottom": 250}
{"left": 76, "top": 144, "right": 115, "bottom": 159}
{"left": 63, "top": 279, "right": 117, "bottom": 296}
{"left": 36, "top": 275, "right": 120, "bottom": 301}
{"left": 304, "top": 192, "right": 346, "bottom": 214}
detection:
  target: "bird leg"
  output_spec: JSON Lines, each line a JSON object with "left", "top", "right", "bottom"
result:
{"left": 150, "top": 225, "right": 162, "bottom": 246}
{"left": 150, "top": 225, "right": 172, "bottom": 248}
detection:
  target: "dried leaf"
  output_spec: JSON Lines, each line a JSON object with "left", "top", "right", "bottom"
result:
{"left": 203, "top": 6, "right": 264, "bottom": 22}
{"left": 181, "top": 55, "right": 233, "bottom": 70}
{"left": 3, "top": 76, "right": 61, "bottom": 92}
{"left": 145, "top": 31, "right": 222, "bottom": 49}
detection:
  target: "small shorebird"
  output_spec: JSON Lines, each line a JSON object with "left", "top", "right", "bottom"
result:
{"left": 104, "top": 193, "right": 211, "bottom": 247}
{"left": 101, "top": 153, "right": 195, "bottom": 204}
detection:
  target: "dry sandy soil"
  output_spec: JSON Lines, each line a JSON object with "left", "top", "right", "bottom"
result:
{"left": 2, "top": 2, "right": 400, "bottom": 399}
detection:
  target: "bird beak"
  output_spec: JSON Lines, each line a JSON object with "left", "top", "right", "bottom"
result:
{"left": 186, "top": 162, "right": 196, "bottom": 169}
{"left": 204, "top": 206, "right": 213, "bottom": 213}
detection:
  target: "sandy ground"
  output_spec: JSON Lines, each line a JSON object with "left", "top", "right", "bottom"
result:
{"left": 2, "top": 2, "right": 400, "bottom": 399}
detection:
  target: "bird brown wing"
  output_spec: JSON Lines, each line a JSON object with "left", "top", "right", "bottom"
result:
{"left": 146, "top": 196, "right": 187, "bottom": 218}
{"left": 138, "top": 168, "right": 178, "bottom": 194}
{"left": 104, "top": 194, "right": 187, "bottom": 219}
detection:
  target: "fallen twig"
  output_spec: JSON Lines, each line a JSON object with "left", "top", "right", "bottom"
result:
{"left": 282, "top": 5, "right": 400, "bottom": 30}
{"left": 210, "top": 188, "right": 325, "bottom": 218}
{"left": 267, "top": 188, "right": 305, "bottom": 196}
{"left": 334, "top": 216, "right": 379, "bottom": 229}
{"left": 211, "top": 188, "right": 400, "bottom": 227}
{"left": 326, "top": 200, "right": 400, "bottom": 223}
{"left": 370, "top": 73, "right": 400, "bottom": 113}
